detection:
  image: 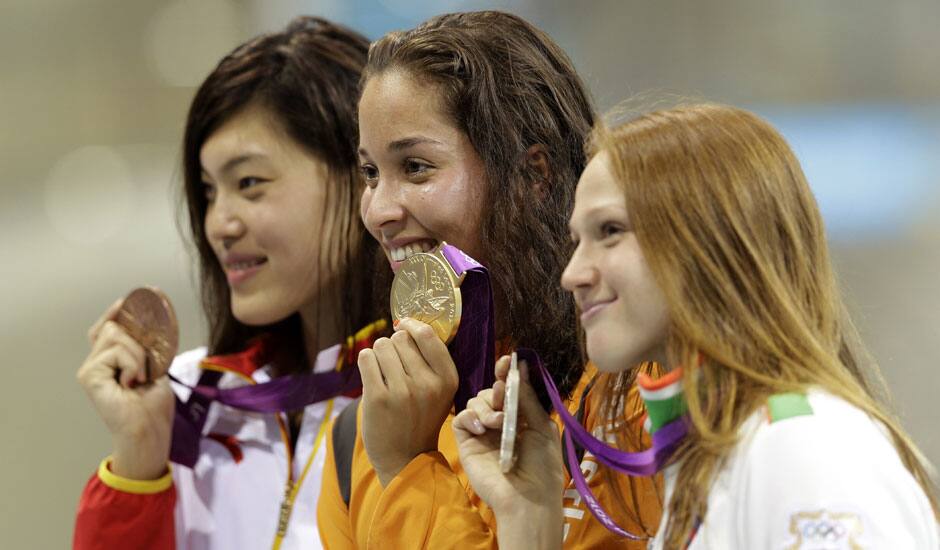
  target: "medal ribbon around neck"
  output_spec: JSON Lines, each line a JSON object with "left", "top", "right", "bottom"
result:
{"left": 517, "top": 348, "right": 688, "bottom": 539}
{"left": 111, "top": 285, "right": 382, "bottom": 468}
{"left": 439, "top": 244, "right": 496, "bottom": 412}
{"left": 168, "top": 367, "right": 363, "bottom": 466}
{"left": 168, "top": 323, "right": 383, "bottom": 468}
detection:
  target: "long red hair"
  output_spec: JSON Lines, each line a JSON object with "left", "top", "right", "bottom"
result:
{"left": 592, "top": 103, "right": 938, "bottom": 547}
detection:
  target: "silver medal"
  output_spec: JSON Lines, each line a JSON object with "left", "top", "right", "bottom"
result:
{"left": 499, "top": 352, "right": 520, "bottom": 473}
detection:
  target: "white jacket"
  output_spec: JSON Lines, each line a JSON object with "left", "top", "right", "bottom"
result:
{"left": 650, "top": 390, "right": 938, "bottom": 549}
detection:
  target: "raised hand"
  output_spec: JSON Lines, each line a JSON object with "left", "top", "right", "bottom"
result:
{"left": 453, "top": 356, "right": 564, "bottom": 549}
{"left": 358, "top": 317, "right": 459, "bottom": 487}
{"left": 76, "top": 299, "right": 174, "bottom": 480}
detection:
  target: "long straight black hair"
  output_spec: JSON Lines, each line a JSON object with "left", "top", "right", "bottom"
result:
{"left": 181, "top": 16, "right": 382, "bottom": 372}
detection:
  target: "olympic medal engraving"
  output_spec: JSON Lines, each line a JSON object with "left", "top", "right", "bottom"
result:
{"left": 499, "top": 352, "right": 520, "bottom": 473}
{"left": 114, "top": 287, "right": 179, "bottom": 382}
{"left": 390, "top": 249, "right": 462, "bottom": 344}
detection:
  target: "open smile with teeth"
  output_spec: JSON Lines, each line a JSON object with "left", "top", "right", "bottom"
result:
{"left": 389, "top": 240, "right": 437, "bottom": 262}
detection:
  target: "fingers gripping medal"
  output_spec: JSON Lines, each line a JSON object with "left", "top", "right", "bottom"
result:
{"left": 499, "top": 352, "right": 520, "bottom": 473}
{"left": 390, "top": 241, "right": 495, "bottom": 412}
{"left": 390, "top": 242, "right": 463, "bottom": 343}
{"left": 114, "top": 287, "right": 179, "bottom": 382}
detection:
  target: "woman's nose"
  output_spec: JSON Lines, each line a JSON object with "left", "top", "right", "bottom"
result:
{"left": 204, "top": 195, "right": 246, "bottom": 246}
{"left": 361, "top": 180, "right": 407, "bottom": 236}
{"left": 561, "top": 243, "right": 597, "bottom": 292}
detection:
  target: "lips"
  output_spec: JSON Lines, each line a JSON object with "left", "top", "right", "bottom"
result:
{"left": 579, "top": 297, "right": 616, "bottom": 323}
{"left": 222, "top": 253, "right": 268, "bottom": 286}
{"left": 226, "top": 258, "right": 266, "bottom": 270}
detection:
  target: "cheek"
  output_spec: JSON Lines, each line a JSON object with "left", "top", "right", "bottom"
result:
{"left": 359, "top": 190, "right": 375, "bottom": 232}
{"left": 614, "top": 268, "right": 670, "bottom": 350}
{"left": 253, "top": 204, "right": 318, "bottom": 264}
{"left": 430, "top": 172, "right": 485, "bottom": 251}
{"left": 635, "top": 262, "right": 668, "bottom": 324}
{"left": 405, "top": 181, "right": 461, "bottom": 232}
{"left": 248, "top": 208, "right": 284, "bottom": 251}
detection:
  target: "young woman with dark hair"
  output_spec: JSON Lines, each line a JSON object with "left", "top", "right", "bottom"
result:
{"left": 74, "top": 16, "right": 384, "bottom": 550}
{"left": 317, "top": 11, "right": 662, "bottom": 549}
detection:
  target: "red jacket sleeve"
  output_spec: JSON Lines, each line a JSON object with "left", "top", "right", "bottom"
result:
{"left": 73, "top": 458, "right": 177, "bottom": 550}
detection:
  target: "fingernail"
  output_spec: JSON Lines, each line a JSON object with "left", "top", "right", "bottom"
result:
{"left": 472, "top": 418, "right": 485, "bottom": 434}
{"left": 393, "top": 319, "right": 399, "bottom": 328}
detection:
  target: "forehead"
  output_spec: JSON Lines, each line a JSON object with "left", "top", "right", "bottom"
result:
{"left": 574, "top": 152, "right": 623, "bottom": 211}
{"left": 200, "top": 105, "right": 287, "bottom": 166}
{"left": 358, "top": 70, "right": 460, "bottom": 144}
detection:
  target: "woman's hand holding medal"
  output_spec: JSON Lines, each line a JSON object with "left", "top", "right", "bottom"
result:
{"left": 358, "top": 317, "right": 460, "bottom": 487}
{"left": 76, "top": 288, "right": 177, "bottom": 481}
{"left": 452, "top": 355, "right": 564, "bottom": 549}
{"left": 360, "top": 243, "right": 466, "bottom": 487}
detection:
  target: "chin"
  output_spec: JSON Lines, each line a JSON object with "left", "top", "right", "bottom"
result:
{"left": 231, "top": 298, "right": 292, "bottom": 327}
{"left": 587, "top": 333, "right": 652, "bottom": 374}
{"left": 586, "top": 342, "right": 626, "bottom": 374}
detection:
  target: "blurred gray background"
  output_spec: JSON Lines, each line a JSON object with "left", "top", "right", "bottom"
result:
{"left": 1, "top": 0, "right": 938, "bottom": 546}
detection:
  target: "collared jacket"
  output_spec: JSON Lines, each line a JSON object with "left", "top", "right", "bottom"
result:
{"left": 73, "top": 322, "right": 385, "bottom": 550}
{"left": 316, "top": 363, "right": 664, "bottom": 549}
{"left": 639, "top": 371, "right": 939, "bottom": 549}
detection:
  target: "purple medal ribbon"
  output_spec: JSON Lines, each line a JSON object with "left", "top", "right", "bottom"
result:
{"left": 170, "top": 370, "right": 220, "bottom": 468}
{"left": 516, "top": 348, "right": 688, "bottom": 539}
{"left": 168, "top": 359, "right": 361, "bottom": 467}
{"left": 171, "top": 368, "right": 360, "bottom": 412}
{"left": 440, "top": 244, "right": 496, "bottom": 413}
{"left": 169, "top": 245, "right": 491, "bottom": 466}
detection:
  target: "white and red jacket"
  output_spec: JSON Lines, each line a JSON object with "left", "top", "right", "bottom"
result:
{"left": 74, "top": 322, "right": 384, "bottom": 550}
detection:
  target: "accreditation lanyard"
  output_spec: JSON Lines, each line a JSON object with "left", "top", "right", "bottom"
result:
{"left": 271, "top": 398, "right": 334, "bottom": 550}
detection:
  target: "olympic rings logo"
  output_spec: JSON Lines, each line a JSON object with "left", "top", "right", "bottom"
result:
{"left": 800, "top": 520, "right": 847, "bottom": 540}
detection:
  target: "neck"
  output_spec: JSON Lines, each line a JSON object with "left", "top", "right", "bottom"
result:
{"left": 648, "top": 343, "right": 671, "bottom": 372}
{"left": 299, "top": 279, "right": 345, "bottom": 369}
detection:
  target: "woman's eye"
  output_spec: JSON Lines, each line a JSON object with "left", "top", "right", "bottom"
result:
{"left": 360, "top": 164, "right": 379, "bottom": 186}
{"left": 404, "top": 159, "right": 432, "bottom": 177}
{"left": 203, "top": 182, "right": 216, "bottom": 202}
{"left": 600, "top": 222, "right": 624, "bottom": 239}
{"left": 238, "top": 177, "right": 265, "bottom": 190}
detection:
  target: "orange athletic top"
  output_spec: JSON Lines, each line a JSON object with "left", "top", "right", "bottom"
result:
{"left": 317, "top": 364, "right": 663, "bottom": 549}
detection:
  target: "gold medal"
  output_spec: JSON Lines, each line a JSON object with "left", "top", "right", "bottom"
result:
{"left": 390, "top": 242, "right": 463, "bottom": 344}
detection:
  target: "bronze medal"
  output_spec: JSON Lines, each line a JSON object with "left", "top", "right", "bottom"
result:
{"left": 390, "top": 244, "right": 462, "bottom": 344}
{"left": 114, "top": 287, "right": 179, "bottom": 381}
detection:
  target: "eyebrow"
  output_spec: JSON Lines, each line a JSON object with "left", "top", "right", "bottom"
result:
{"left": 388, "top": 136, "right": 444, "bottom": 152}
{"left": 358, "top": 135, "right": 445, "bottom": 159}
{"left": 568, "top": 203, "right": 627, "bottom": 231}
{"left": 202, "top": 153, "right": 267, "bottom": 180}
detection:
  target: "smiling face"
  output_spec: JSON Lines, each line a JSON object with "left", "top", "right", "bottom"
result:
{"left": 562, "top": 152, "right": 670, "bottom": 373}
{"left": 357, "top": 69, "right": 487, "bottom": 271}
{"left": 200, "top": 103, "right": 330, "bottom": 326}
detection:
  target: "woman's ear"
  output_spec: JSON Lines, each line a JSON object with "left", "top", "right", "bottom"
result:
{"left": 526, "top": 144, "right": 551, "bottom": 198}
